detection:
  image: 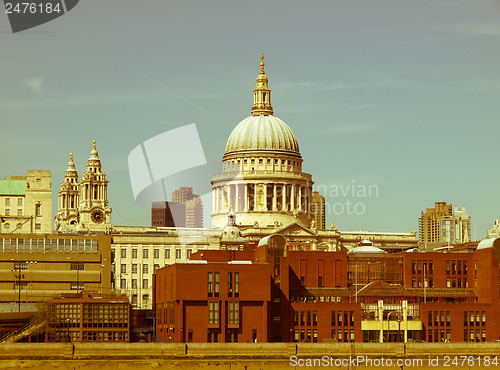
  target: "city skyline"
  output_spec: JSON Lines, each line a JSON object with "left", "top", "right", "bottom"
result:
{"left": 1, "top": 0, "right": 499, "bottom": 237}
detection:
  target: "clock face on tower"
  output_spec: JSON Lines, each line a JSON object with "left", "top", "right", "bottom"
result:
{"left": 91, "top": 209, "right": 105, "bottom": 224}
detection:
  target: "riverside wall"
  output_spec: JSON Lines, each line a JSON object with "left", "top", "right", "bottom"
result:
{"left": 1, "top": 343, "right": 500, "bottom": 369}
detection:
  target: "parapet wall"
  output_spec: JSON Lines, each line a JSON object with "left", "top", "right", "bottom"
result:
{"left": 1, "top": 342, "right": 500, "bottom": 359}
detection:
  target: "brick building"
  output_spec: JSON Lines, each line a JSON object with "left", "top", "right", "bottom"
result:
{"left": 154, "top": 237, "right": 500, "bottom": 343}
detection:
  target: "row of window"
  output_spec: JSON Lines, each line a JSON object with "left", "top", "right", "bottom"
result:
{"left": 294, "top": 329, "right": 319, "bottom": 342}
{"left": 4, "top": 198, "right": 23, "bottom": 206}
{"left": 464, "top": 311, "right": 486, "bottom": 326}
{"left": 427, "top": 311, "right": 451, "bottom": 327}
{"left": 115, "top": 248, "right": 188, "bottom": 260}
{"left": 299, "top": 259, "right": 325, "bottom": 287}
{"left": 119, "top": 263, "right": 160, "bottom": 274}
{"left": 331, "top": 310, "right": 355, "bottom": 327}
{"left": 2, "top": 209, "right": 23, "bottom": 216}
{"left": 208, "top": 272, "right": 239, "bottom": 297}
{"left": 0, "top": 238, "right": 98, "bottom": 252}
{"left": 1, "top": 222, "right": 41, "bottom": 230}
{"left": 446, "top": 260, "right": 468, "bottom": 275}
{"left": 294, "top": 310, "right": 318, "bottom": 327}
{"left": 427, "top": 328, "right": 451, "bottom": 342}
{"left": 120, "top": 278, "right": 149, "bottom": 289}
{"left": 411, "top": 260, "right": 434, "bottom": 275}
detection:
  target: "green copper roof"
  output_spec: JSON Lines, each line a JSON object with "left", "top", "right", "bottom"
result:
{"left": 0, "top": 179, "right": 26, "bottom": 195}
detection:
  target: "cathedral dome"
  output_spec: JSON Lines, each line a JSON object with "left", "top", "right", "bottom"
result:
{"left": 224, "top": 115, "right": 300, "bottom": 156}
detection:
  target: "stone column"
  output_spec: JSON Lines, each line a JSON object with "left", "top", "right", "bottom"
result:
{"left": 272, "top": 183, "right": 277, "bottom": 211}
{"left": 263, "top": 183, "right": 268, "bottom": 211}
{"left": 298, "top": 186, "right": 303, "bottom": 211}
{"left": 244, "top": 184, "right": 248, "bottom": 212}
{"left": 291, "top": 185, "right": 295, "bottom": 211}
{"left": 234, "top": 184, "right": 239, "bottom": 212}
{"left": 282, "top": 184, "right": 286, "bottom": 212}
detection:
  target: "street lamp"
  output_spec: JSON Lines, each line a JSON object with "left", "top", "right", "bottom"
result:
{"left": 100, "top": 258, "right": 107, "bottom": 297}
{"left": 11, "top": 259, "right": 24, "bottom": 312}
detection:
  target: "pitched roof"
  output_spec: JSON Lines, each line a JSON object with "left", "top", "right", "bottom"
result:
{"left": 356, "top": 280, "right": 416, "bottom": 297}
{"left": 407, "top": 288, "right": 477, "bottom": 298}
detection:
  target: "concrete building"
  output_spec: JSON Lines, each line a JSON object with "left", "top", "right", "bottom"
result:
{"left": 310, "top": 191, "right": 325, "bottom": 230}
{"left": 0, "top": 233, "right": 112, "bottom": 310}
{"left": 0, "top": 170, "right": 52, "bottom": 234}
{"left": 46, "top": 292, "right": 130, "bottom": 342}
{"left": 154, "top": 237, "right": 500, "bottom": 343}
{"left": 151, "top": 202, "right": 186, "bottom": 227}
{"left": 487, "top": 219, "right": 500, "bottom": 239}
{"left": 419, "top": 202, "right": 471, "bottom": 247}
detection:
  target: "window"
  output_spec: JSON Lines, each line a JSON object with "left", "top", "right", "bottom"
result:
{"left": 35, "top": 223, "right": 41, "bottom": 230}
{"left": 154, "top": 249, "right": 159, "bottom": 259}
{"left": 35, "top": 204, "right": 41, "bottom": 216}
{"left": 187, "top": 249, "right": 192, "bottom": 259}
{"left": 142, "top": 279, "right": 148, "bottom": 289}
{"left": 143, "top": 264, "right": 149, "bottom": 274}
{"left": 228, "top": 302, "right": 239, "bottom": 325}
{"left": 463, "top": 261, "right": 468, "bottom": 274}
{"left": 188, "top": 329, "right": 193, "bottom": 343}
{"left": 120, "top": 279, "right": 126, "bottom": 289}
{"left": 446, "top": 260, "right": 450, "bottom": 274}
{"left": 120, "top": 264, "right": 126, "bottom": 273}
{"left": 176, "top": 249, "right": 181, "bottom": 259}
{"left": 234, "top": 272, "right": 239, "bottom": 297}
{"left": 132, "top": 264, "right": 137, "bottom": 273}
{"left": 5, "top": 209, "right": 10, "bottom": 216}
{"left": 132, "top": 279, "right": 137, "bottom": 289}
{"left": 429, "top": 261, "right": 434, "bottom": 274}
{"left": 5, "top": 198, "right": 10, "bottom": 206}
{"left": 17, "top": 198, "right": 22, "bottom": 206}
{"left": 214, "top": 272, "right": 219, "bottom": 297}
{"left": 165, "top": 249, "right": 170, "bottom": 259}
{"left": 208, "top": 301, "right": 219, "bottom": 324}
{"left": 132, "top": 249, "right": 138, "bottom": 258}
{"left": 17, "top": 209, "right": 22, "bottom": 216}
{"left": 228, "top": 272, "right": 233, "bottom": 297}
{"left": 121, "top": 249, "right": 127, "bottom": 258}
{"left": 331, "top": 311, "right": 336, "bottom": 326}
{"left": 154, "top": 264, "right": 160, "bottom": 273}
{"left": 208, "top": 272, "right": 213, "bottom": 297}
{"left": 313, "top": 311, "right": 318, "bottom": 326}
{"left": 143, "top": 249, "right": 149, "bottom": 258}
{"left": 306, "top": 311, "right": 311, "bottom": 326}
{"left": 132, "top": 294, "right": 137, "bottom": 305}
{"left": 70, "top": 262, "right": 84, "bottom": 271}
{"left": 294, "top": 311, "right": 299, "bottom": 326}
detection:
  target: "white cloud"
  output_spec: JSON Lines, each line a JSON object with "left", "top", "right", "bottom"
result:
{"left": 24, "top": 77, "right": 44, "bottom": 94}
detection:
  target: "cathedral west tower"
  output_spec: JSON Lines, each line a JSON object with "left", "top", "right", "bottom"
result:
{"left": 212, "top": 55, "right": 314, "bottom": 228}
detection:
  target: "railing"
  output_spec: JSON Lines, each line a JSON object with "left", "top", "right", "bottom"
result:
{"left": 0, "top": 318, "right": 45, "bottom": 344}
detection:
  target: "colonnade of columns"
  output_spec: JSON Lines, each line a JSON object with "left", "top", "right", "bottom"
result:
{"left": 213, "top": 182, "right": 311, "bottom": 215}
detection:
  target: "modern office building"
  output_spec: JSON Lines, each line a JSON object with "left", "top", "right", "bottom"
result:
{"left": 0, "top": 170, "right": 52, "bottom": 234}
{"left": 46, "top": 292, "right": 130, "bottom": 342}
{"left": 487, "top": 219, "right": 500, "bottom": 239}
{"left": 310, "top": 191, "right": 326, "bottom": 230}
{"left": 0, "top": 233, "right": 112, "bottom": 309}
{"left": 151, "top": 201, "right": 186, "bottom": 227}
{"left": 154, "top": 237, "right": 500, "bottom": 343}
{"left": 419, "top": 202, "right": 471, "bottom": 247}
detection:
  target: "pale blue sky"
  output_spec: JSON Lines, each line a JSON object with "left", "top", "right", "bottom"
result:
{"left": 1, "top": 0, "right": 499, "bottom": 238}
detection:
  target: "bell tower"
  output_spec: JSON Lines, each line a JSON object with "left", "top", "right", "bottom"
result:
{"left": 78, "top": 140, "right": 112, "bottom": 231}
{"left": 55, "top": 153, "right": 80, "bottom": 231}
